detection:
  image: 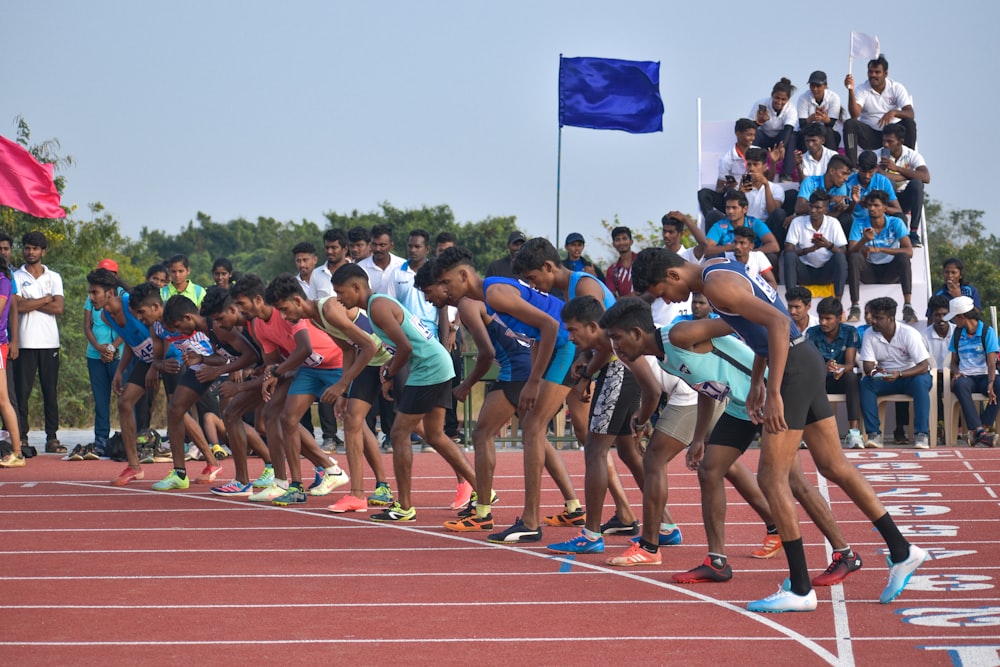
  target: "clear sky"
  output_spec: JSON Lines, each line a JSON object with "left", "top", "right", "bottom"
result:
{"left": 4, "top": 1, "right": 994, "bottom": 262}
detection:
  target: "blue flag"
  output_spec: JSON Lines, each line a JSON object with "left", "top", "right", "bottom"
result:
{"left": 558, "top": 56, "right": 663, "bottom": 134}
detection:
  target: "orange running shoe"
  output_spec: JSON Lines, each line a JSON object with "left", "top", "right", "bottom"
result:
{"left": 444, "top": 514, "right": 494, "bottom": 532}
{"left": 543, "top": 508, "right": 586, "bottom": 527}
{"left": 450, "top": 481, "right": 473, "bottom": 511}
{"left": 751, "top": 533, "right": 783, "bottom": 559}
{"left": 111, "top": 465, "right": 144, "bottom": 487}
{"left": 606, "top": 541, "right": 661, "bottom": 567}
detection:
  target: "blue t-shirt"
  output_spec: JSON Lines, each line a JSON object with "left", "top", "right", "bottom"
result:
{"left": 848, "top": 215, "right": 909, "bottom": 265}
{"left": 100, "top": 292, "right": 180, "bottom": 363}
{"left": 846, "top": 172, "right": 898, "bottom": 226}
{"left": 949, "top": 320, "right": 1000, "bottom": 376}
{"left": 798, "top": 175, "right": 850, "bottom": 209}
{"left": 706, "top": 217, "right": 772, "bottom": 249}
{"left": 805, "top": 323, "right": 860, "bottom": 366}
{"left": 701, "top": 260, "right": 799, "bottom": 356}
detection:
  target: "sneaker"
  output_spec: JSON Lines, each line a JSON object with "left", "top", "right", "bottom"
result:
{"left": 914, "top": 433, "right": 930, "bottom": 450}
{"left": 195, "top": 464, "right": 223, "bottom": 484}
{"left": 68, "top": 444, "right": 85, "bottom": 461}
{"left": 812, "top": 550, "right": 863, "bottom": 586}
{"left": 606, "top": 541, "right": 661, "bottom": 567}
{"left": 457, "top": 490, "right": 500, "bottom": 518}
{"left": 444, "top": 513, "right": 494, "bottom": 532}
{"left": 367, "top": 482, "right": 394, "bottom": 506}
{"left": 880, "top": 545, "right": 928, "bottom": 604}
{"left": 747, "top": 579, "right": 818, "bottom": 613}
{"left": 542, "top": 507, "right": 586, "bottom": 527}
{"left": 83, "top": 443, "right": 100, "bottom": 461}
{"left": 0, "top": 452, "right": 27, "bottom": 468}
{"left": 902, "top": 304, "right": 917, "bottom": 324}
{"left": 184, "top": 444, "right": 202, "bottom": 461}
{"left": 151, "top": 469, "right": 190, "bottom": 491}
{"left": 111, "top": 465, "right": 143, "bottom": 486}
{"left": 138, "top": 445, "right": 156, "bottom": 465}
{"left": 865, "top": 433, "right": 883, "bottom": 449}
{"left": 272, "top": 486, "right": 307, "bottom": 506}
{"left": 600, "top": 514, "right": 640, "bottom": 536}
{"left": 211, "top": 444, "right": 231, "bottom": 459}
{"left": 321, "top": 437, "right": 339, "bottom": 453}
{"left": 249, "top": 483, "right": 286, "bottom": 502}
{"left": 975, "top": 430, "right": 996, "bottom": 447}
{"left": 487, "top": 517, "right": 542, "bottom": 544}
{"left": 894, "top": 428, "right": 908, "bottom": 444}
{"left": 210, "top": 479, "right": 253, "bottom": 497}
{"left": 307, "top": 468, "right": 325, "bottom": 490}
{"left": 547, "top": 532, "right": 605, "bottom": 554}
{"left": 45, "top": 438, "right": 66, "bottom": 454}
{"left": 908, "top": 231, "right": 922, "bottom": 247}
{"left": 251, "top": 465, "right": 275, "bottom": 489}
{"left": 633, "top": 528, "right": 683, "bottom": 546}
{"left": 309, "top": 468, "right": 349, "bottom": 496}
{"left": 847, "top": 305, "right": 861, "bottom": 323}
{"left": 450, "top": 481, "right": 474, "bottom": 511}
{"left": 371, "top": 502, "right": 416, "bottom": 522}
{"left": 328, "top": 494, "right": 368, "bottom": 513}
{"left": 845, "top": 429, "right": 864, "bottom": 450}
{"left": 751, "top": 534, "right": 784, "bottom": 559}
{"left": 672, "top": 556, "right": 733, "bottom": 583}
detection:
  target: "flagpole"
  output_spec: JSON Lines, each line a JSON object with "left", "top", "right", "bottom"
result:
{"left": 556, "top": 125, "right": 562, "bottom": 246}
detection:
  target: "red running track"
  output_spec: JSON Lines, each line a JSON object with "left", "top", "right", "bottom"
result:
{"left": 0, "top": 447, "right": 998, "bottom": 665}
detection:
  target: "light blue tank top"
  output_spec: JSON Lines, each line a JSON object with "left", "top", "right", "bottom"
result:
{"left": 367, "top": 293, "right": 454, "bottom": 386}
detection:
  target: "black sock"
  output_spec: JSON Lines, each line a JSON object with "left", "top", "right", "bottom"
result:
{"left": 783, "top": 538, "right": 811, "bottom": 596}
{"left": 174, "top": 468, "right": 186, "bottom": 480}
{"left": 766, "top": 524, "right": 778, "bottom": 535}
{"left": 638, "top": 538, "right": 659, "bottom": 554}
{"left": 874, "top": 513, "right": 910, "bottom": 563}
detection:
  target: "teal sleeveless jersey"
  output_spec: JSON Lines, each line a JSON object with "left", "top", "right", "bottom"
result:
{"left": 367, "top": 294, "right": 454, "bottom": 386}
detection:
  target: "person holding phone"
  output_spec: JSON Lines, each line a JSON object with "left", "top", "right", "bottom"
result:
{"left": 749, "top": 78, "right": 799, "bottom": 181}
{"left": 697, "top": 118, "right": 758, "bottom": 223}
{"left": 783, "top": 191, "right": 848, "bottom": 300}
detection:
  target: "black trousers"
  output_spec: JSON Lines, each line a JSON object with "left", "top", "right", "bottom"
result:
{"left": 847, "top": 253, "right": 912, "bottom": 304}
{"left": 843, "top": 118, "right": 917, "bottom": 166}
{"left": 14, "top": 348, "right": 59, "bottom": 441}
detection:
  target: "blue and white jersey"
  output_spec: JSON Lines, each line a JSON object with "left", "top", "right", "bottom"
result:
{"left": 483, "top": 277, "right": 569, "bottom": 349}
{"left": 950, "top": 321, "right": 1000, "bottom": 377}
{"left": 701, "top": 260, "right": 799, "bottom": 357}
{"left": 486, "top": 314, "right": 533, "bottom": 382}
{"left": 152, "top": 320, "right": 214, "bottom": 370}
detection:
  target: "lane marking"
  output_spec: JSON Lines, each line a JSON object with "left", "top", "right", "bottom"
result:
{"left": 815, "top": 470, "right": 855, "bottom": 665}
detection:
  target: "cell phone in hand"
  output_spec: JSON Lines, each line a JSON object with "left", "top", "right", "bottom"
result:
{"left": 741, "top": 173, "right": 752, "bottom": 186}
{"left": 880, "top": 147, "right": 890, "bottom": 159}
{"left": 758, "top": 104, "right": 767, "bottom": 115}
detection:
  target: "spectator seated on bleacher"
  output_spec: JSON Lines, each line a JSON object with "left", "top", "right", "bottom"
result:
{"left": 703, "top": 190, "right": 780, "bottom": 268}
{"left": 859, "top": 296, "right": 932, "bottom": 450}
{"left": 796, "top": 71, "right": 842, "bottom": 151}
{"left": 697, "top": 118, "right": 757, "bottom": 223}
{"left": 735, "top": 147, "right": 788, "bottom": 243}
{"left": 930, "top": 257, "right": 981, "bottom": 312}
{"left": 844, "top": 54, "right": 917, "bottom": 166}
{"left": 846, "top": 190, "right": 916, "bottom": 324}
{"left": 794, "top": 154, "right": 854, "bottom": 233}
{"left": 806, "top": 296, "right": 864, "bottom": 449}
{"left": 946, "top": 296, "right": 1000, "bottom": 447}
{"left": 795, "top": 122, "right": 839, "bottom": 180}
{"left": 880, "top": 123, "right": 931, "bottom": 247}
{"left": 923, "top": 294, "right": 954, "bottom": 426}
{"left": 726, "top": 225, "right": 777, "bottom": 289}
{"left": 782, "top": 190, "right": 848, "bottom": 301}
{"left": 750, "top": 77, "right": 798, "bottom": 181}
{"left": 845, "top": 150, "right": 902, "bottom": 238}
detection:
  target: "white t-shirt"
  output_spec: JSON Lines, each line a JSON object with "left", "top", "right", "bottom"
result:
{"left": 724, "top": 250, "right": 772, "bottom": 278}
{"left": 796, "top": 89, "right": 842, "bottom": 126}
{"left": 717, "top": 145, "right": 750, "bottom": 182}
{"left": 358, "top": 253, "right": 404, "bottom": 295}
{"left": 652, "top": 245, "right": 699, "bottom": 324}
{"left": 798, "top": 147, "right": 838, "bottom": 179}
{"left": 860, "top": 322, "right": 930, "bottom": 372}
{"left": 14, "top": 264, "right": 63, "bottom": 349}
{"left": 745, "top": 181, "right": 785, "bottom": 220}
{"left": 785, "top": 214, "right": 848, "bottom": 268}
{"left": 750, "top": 97, "right": 798, "bottom": 137}
{"left": 887, "top": 146, "right": 927, "bottom": 192}
{"left": 922, "top": 323, "right": 955, "bottom": 371}
{"left": 308, "top": 264, "right": 334, "bottom": 300}
{"left": 854, "top": 78, "right": 913, "bottom": 131}
{"left": 643, "top": 356, "right": 699, "bottom": 406}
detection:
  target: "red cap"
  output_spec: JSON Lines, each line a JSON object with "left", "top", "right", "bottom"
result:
{"left": 97, "top": 259, "right": 119, "bottom": 272}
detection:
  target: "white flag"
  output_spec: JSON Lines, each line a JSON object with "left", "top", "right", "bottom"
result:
{"left": 850, "top": 32, "right": 880, "bottom": 60}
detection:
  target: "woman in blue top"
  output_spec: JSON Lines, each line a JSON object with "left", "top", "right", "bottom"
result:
{"left": 946, "top": 296, "right": 1000, "bottom": 447}
{"left": 0, "top": 252, "right": 24, "bottom": 468}
{"left": 932, "top": 257, "right": 981, "bottom": 309}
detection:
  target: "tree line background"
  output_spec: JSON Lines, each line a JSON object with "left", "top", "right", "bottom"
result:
{"left": 1, "top": 119, "right": 994, "bottom": 427}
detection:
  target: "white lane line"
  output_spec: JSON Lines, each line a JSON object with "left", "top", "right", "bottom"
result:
{"left": 815, "top": 470, "right": 855, "bottom": 666}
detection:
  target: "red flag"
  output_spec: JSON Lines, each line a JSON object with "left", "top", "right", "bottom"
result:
{"left": 0, "top": 134, "right": 65, "bottom": 219}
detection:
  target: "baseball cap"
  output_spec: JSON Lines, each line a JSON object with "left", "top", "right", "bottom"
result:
{"left": 97, "top": 258, "right": 119, "bottom": 272}
{"left": 507, "top": 231, "right": 527, "bottom": 245}
{"left": 565, "top": 232, "right": 585, "bottom": 245}
{"left": 808, "top": 70, "right": 827, "bottom": 85}
{"left": 943, "top": 296, "right": 976, "bottom": 321}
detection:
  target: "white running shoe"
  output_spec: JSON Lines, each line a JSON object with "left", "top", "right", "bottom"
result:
{"left": 308, "top": 468, "right": 349, "bottom": 496}
{"left": 747, "top": 579, "right": 817, "bottom": 613}
{"left": 249, "top": 483, "right": 286, "bottom": 502}
{"left": 880, "top": 545, "right": 928, "bottom": 604}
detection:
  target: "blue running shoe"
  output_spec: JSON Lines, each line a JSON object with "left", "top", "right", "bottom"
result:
{"left": 547, "top": 532, "right": 604, "bottom": 554}
{"left": 308, "top": 467, "right": 325, "bottom": 490}
{"left": 631, "top": 528, "right": 682, "bottom": 547}
{"left": 747, "top": 579, "right": 817, "bottom": 613}
{"left": 880, "top": 545, "right": 928, "bottom": 604}
{"left": 367, "top": 482, "right": 394, "bottom": 506}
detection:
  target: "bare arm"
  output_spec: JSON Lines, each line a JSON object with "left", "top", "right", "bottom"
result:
{"left": 453, "top": 299, "right": 494, "bottom": 401}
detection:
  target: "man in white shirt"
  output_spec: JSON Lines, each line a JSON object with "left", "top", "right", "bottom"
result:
{"left": 795, "top": 123, "right": 838, "bottom": 180}
{"left": 859, "top": 296, "right": 932, "bottom": 449}
{"left": 726, "top": 225, "right": 776, "bottom": 289}
{"left": 697, "top": 118, "right": 757, "bottom": 223}
{"left": 880, "top": 123, "right": 931, "bottom": 246}
{"left": 843, "top": 55, "right": 916, "bottom": 167}
{"left": 783, "top": 190, "right": 848, "bottom": 301}
{"left": 651, "top": 212, "right": 707, "bottom": 324}
{"left": 13, "top": 231, "right": 64, "bottom": 453}
{"left": 741, "top": 147, "right": 789, "bottom": 245}
{"left": 308, "top": 228, "right": 351, "bottom": 300}
{"left": 385, "top": 230, "right": 439, "bottom": 336}
{"left": 923, "top": 294, "right": 954, "bottom": 428}
{"left": 291, "top": 242, "right": 318, "bottom": 294}
{"left": 357, "top": 224, "right": 404, "bottom": 295}
{"left": 796, "top": 71, "right": 842, "bottom": 150}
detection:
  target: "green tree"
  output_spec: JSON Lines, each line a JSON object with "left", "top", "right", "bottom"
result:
{"left": 926, "top": 200, "right": 1000, "bottom": 308}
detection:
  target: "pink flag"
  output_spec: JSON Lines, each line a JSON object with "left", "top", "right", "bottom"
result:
{"left": 850, "top": 32, "right": 880, "bottom": 61}
{"left": 0, "top": 134, "right": 65, "bottom": 219}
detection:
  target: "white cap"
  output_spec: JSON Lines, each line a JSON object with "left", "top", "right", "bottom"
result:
{"left": 943, "top": 296, "right": 976, "bottom": 321}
